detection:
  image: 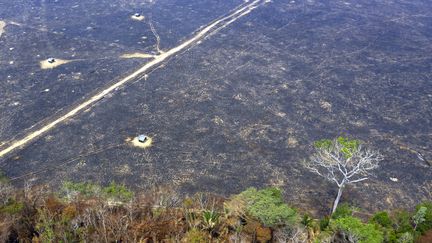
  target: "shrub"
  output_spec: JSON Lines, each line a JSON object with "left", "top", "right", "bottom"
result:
{"left": 414, "top": 206, "right": 427, "bottom": 230}
{"left": 0, "top": 171, "right": 9, "bottom": 184}
{"left": 0, "top": 200, "right": 24, "bottom": 214}
{"left": 383, "top": 228, "right": 397, "bottom": 243}
{"left": 34, "top": 208, "right": 56, "bottom": 242}
{"left": 301, "top": 214, "right": 314, "bottom": 227}
{"left": 415, "top": 202, "right": 432, "bottom": 234}
{"left": 397, "top": 232, "right": 414, "bottom": 243}
{"left": 331, "top": 216, "right": 384, "bottom": 243}
{"left": 62, "top": 205, "right": 77, "bottom": 221}
{"left": 182, "top": 228, "right": 207, "bottom": 243}
{"left": 370, "top": 211, "right": 396, "bottom": 242}
{"left": 61, "top": 181, "right": 133, "bottom": 203}
{"left": 332, "top": 203, "right": 354, "bottom": 219}
{"left": 319, "top": 216, "right": 331, "bottom": 231}
{"left": 102, "top": 182, "right": 134, "bottom": 202}
{"left": 371, "top": 211, "right": 393, "bottom": 228}
{"left": 236, "top": 187, "right": 297, "bottom": 227}
{"left": 0, "top": 172, "right": 13, "bottom": 206}
{"left": 61, "top": 181, "right": 100, "bottom": 199}
{"left": 394, "top": 210, "right": 414, "bottom": 234}
{"left": 202, "top": 210, "right": 219, "bottom": 230}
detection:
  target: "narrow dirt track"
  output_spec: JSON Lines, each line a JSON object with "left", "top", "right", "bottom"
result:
{"left": 0, "top": 0, "right": 265, "bottom": 158}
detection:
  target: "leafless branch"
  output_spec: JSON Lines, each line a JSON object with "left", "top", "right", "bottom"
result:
{"left": 304, "top": 138, "right": 383, "bottom": 213}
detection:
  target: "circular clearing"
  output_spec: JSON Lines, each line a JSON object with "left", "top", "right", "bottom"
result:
{"left": 40, "top": 58, "right": 72, "bottom": 69}
{"left": 129, "top": 136, "right": 153, "bottom": 149}
{"left": 131, "top": 14, "right": 145, "bottom": 21}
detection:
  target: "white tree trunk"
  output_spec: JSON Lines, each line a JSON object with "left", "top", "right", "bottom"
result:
{"left": 332, "top": 186, "right": 344, "bottom": 214}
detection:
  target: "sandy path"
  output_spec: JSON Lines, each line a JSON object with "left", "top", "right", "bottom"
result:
{"left": 0, "top": 21, "right": 6, "bottom": 38}
{"left": 149, "top": 21, "right": 163, "bottom": 53}
{"left": 120, "top": 53, "right": 155, "bottom": 59}
{"left": 0, "top": 0, "right": 264, "bottom": 158}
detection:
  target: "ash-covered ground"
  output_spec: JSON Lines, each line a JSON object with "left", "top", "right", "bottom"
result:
{"left": 0, "top": 0, "right": 431, "bottom": 214}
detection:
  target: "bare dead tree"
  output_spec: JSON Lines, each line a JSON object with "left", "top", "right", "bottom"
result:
{"left": 304, "top": 137, "right": 383, "bottom": 214}
{"left": 0, "top": 180, "right": 13, "bottom": 206}
{"left": 274, "top": 226, "right": 308, "bottom": 243}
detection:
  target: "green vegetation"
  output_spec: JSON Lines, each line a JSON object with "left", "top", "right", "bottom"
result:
{"left": 0, "top": 170, "right": 9, "bottom": 183}
{"left": 61, "top": 181, "right": 100, "bottom": 199}
{"left": 415, "top": 202, "right": 432, "bottom": 234}
{"left": 413, "top": 206, "right": 427, "bottom": 230}
{"left": 0, "top": 181, "right": 431, "bottom": 242}
{"left": 331, "top": 216, "right": 384, "bottom": 243}
{"left": 319, "top": 215, "right": 331, "bottom": 231}
{"left": 202, "top": 210, "right": 219, "bottom": 230}
{"left": 397, "top": 232, "right": 414, "bottom": 243}
{"left": 307, "top": 136, "right": 383, "bottom": 214}
{"left": 370, "top": 211, "right": 398, "bottom": 242}
{"left": 332, "top": 202, "right": 355, "bottom": 219}
{"left": 0, "top": 200, "right": 24, "bottom": 214}
{"left": 235, "top": 187, "right": 298, "bottom": 227}
{"left": 314, "top": 136, "right": 361, "bottom": 159}
{"left": 300, "top": 214, "right": 314, "bottom": 227}
{"left": 0, "top": 135, "right": 425, "bottom": 242}
{"left": 371, "top": 211, "right": 393, "bottom": 228}
{"left": 61, "top": 181, "right": 133, "bottom": 202}
{"left": 394, "top": 210, "right": 415, "bottom": 235}
{"left": 102, "top": 181, "right": 134, "bottom": 202}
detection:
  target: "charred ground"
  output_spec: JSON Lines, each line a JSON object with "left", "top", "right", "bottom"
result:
{"left": 0, "top": 0, "right": 431, "bottom": 214}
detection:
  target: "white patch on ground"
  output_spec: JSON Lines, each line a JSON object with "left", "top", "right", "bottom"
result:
{"left": 213, "top": 116, "right": 224, "bottom": 125}
{"left": 0, "top": 21, "right": 6, "bottom": 38}
{"left": 131, "top": 15, "right": 145, "bottom": 21}
{"left": 390, "top": 177, "right": 398, "bottom": 182}
{"left": 8, "top": 21, "right": 21, "bottom": 26}
{"left": 287, "top": 137, "right": 298, "bottom": 148}
{"left": 319, "top": 100, "right": 332, "bottom": 112}
{"left": 129, "top": 136, "right": 153, "bottom": 149}
{"left": 120, "top": 53, "right": 155, "bottom": 59}
{"left": 39, "top": 59, "right": 72, "bottom": 69}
